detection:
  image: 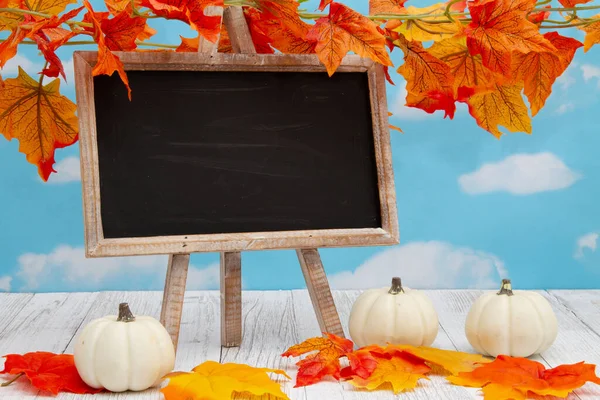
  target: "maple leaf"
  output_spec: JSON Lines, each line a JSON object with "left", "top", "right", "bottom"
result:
{"left": 528, "top": 5, "right": 550, "bottom": 25}
{"left": 394, "top": 3, "right": 464, "bottom": 42}
{"left": 101, "top": 10, "right": 148, "bottom": 51}
{"left": 464, "top": 0, "right": 556, "bottom": 78}
{"left": 395, "top": 35, "right": 455, "bottom": 117}
{"left": 559, "top": 0, "right": 591, "bottom": 6}
{"left": 0, "top": 28, "right": 26, "bottom": 68}
{"left": 448, "top": 355, "right": 600, "bottom": 399}
{"left": 343, "top": 348, "right": 430, "bottom": 394}
{"left": 161, "top": 361, "right": 290, "bottom": 400}
{"left": 579, "top": 15, "right": 600, "bottom": 52}
{"left": 308, "top": 2, "right": 392, "bottom": 76}
{"left": 0, "top": 352, "right": 101, "bottom": 394}
{"left": 83, "top": 0, "right": 131, "bottom": 99}
{"left": 243, "top": 8, "right": 275, "bottom": 54}
{"left": 511, "top": 31, "right": 582, "bottom": 116}
{"left": 386, "top": 345, "right": 491, "bottom": 375}
{"left": 254, "top": 0, "right": 306, "bottom": 38}
{"left": 369, "top": 0, "right": 405, "bottom": 15}
{"left": 0, "top": 67, "right": 78, "bottom": 181}
{"left": 245, "top": 7, "right": 315, "bottom": 54}
{"left": 460, "top": 82, "right": 531, "bottom": 138}
{"left": 282, "top": 333, "right": 354, "bottom": 387}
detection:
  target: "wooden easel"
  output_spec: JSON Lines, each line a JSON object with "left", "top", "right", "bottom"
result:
{"left": 159, "top": 6, "right": 344, "bottom": 350}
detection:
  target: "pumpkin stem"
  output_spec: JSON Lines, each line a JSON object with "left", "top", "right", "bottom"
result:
{"left": 497, "top": 279, "right": 514, "bottom": 296}
{"left": 117, "top": 303, "right": 136, "bottom": 322}
{"left": 388, "top": 277, "right": 404, "bottom": 295}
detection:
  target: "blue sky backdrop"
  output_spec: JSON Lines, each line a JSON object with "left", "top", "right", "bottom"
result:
{"left": 1, "top": 0, "right": 600, "bottom": 293}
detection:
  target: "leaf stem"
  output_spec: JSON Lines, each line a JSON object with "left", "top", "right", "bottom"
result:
{"left": 1, "top": 373, "right": 24, "bottom": 387}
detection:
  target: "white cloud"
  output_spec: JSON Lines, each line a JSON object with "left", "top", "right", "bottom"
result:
{"left": 2, "top": 54, "right": 43, "bottom": 78}
{"left": 47, "top": 156, "right": 81, "bottom": 184}
{"left": 581, "top": 64, "right": 600, "bottom": 88}
{"left": 575, "top": 232, "right": 599, "bottom": 259}
{"left": 556, "top": 103, "right": 574, "bottom": 115}
{"left": 0, "top": 276, "right": 11, "bottom": 292}
{"left": 16, "top": 245, "right": 220, "bottom": 291}
{"left": 556, "top": 61, "right": 578, "bottom": 90}
{"left": 330, "top": 241, "right": 507, "bottom": 290}
{"left": 458, "top": 152, "right": 581, "bottom": 195}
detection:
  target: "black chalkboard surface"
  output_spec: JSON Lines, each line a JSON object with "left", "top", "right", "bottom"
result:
{"left": 94, "top": 70, "right": 382, "bottom": 239}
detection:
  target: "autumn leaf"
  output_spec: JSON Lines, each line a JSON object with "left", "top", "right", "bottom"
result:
{"left": 460, "top": 82, "right": 531, "bottom": 138}
{"left": 0, "top": 352, "right": 101, "bottom": 394}
{"left": 343, "top": 349, "right": 430, "bottom": 394}
{"left": 83, "top": 0, "right": 131, "bottom": 99}
{"left": 511, "top": 31, "right": 582, "bottom": 116}
{"left": 391, "top": 345, "right": 491, "bottom": 375}
{"left": 528, "top": 5, "right": 550, "bottom": 25}
{"left": 464, "top": 0, "right": 556, "bottom": 77}
{"left": 254, "top": 0, "right": 306, "bottom": 38}
{"left": 243, "top": 8, "right": 275, "bottom": 53}
{"left": 0, "top": 67, "right": 78, "bottom": 181}
{"left": 101, "top": 10, "right": 149, "bottom": 51}
{"left": 559, "top": 0, "right": 591, "bottom": 6}
{"left": 369, "top": 0, "right": 406, "bottom": 15}
{"left": 394, "top": 3, "right": 463, "bottom": 42}
{"left": 245, "top": 7, "right": 315, "bottom": 54}
{"left": 282, "top": 333, "right": 354, "bottom": 387}
{"left": 0, "top": 28, "right": 26, "bottom": 68}
{"left": 579, "top": 15, "right": 600, "bottom": 52}
{"left": 448, "top": 355, "right": 600, "bottom": 399}
{"left": 308, "top": 2, "right": 392, "bottom": 76}
{"left": 161, "top": 361, "right": 290, "bottom": 400}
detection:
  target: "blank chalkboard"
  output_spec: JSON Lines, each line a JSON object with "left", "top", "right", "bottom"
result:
{"left": 94, "top": 70, "right": 381, "bottom": 238}
{"left": 74, "top": 52, "right": 397, "bottom": 256}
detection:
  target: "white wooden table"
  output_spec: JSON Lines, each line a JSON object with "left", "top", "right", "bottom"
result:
{"left": 1, "top": 290, "right": 600, "bottom": 399}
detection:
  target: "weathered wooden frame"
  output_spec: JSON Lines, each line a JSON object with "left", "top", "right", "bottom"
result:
{"left": 73, "top": 51, "right": 399, "bottom": 258}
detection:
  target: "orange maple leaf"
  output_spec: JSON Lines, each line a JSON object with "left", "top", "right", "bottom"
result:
{"left": 428, "top": 35, "right": 504, "bottom": 94}
{"left": 101, "top": 10, "right": 151, "bottom": 51}
{"left": 394, "top": 2, "right": 464, "bottom": 43}
{"left": 369, "top": 0, "right": 406, "bottom": 15}
{"left": 282, "top": 333, "right": 354, "bottom": 387}
{"left": 1, "top": 352, "right": 101, "bottom": 394}
{"left": 528, "top": 5, "right": 550, "bottom": 25}
{"left": 448, "top": 355, "right": 600, "bottom": 399}
{"left": 343, "top": 348, "right": 430, "bottom": 394}
{"left": 460, "top": 82, "right": 531, "bottom": 138}
{"left": 511, "top": 31, "right": 582, "bottom": 116}
{"left": 390, "top": 345, "right": 491, "bottom": 375}
{"left": 254, "top": 0, "right": 306, "bottom": 38}
{"left": 83, "top": 0, "right": 131, "bottom": 99}
{"left": 0, "top": 68, "right": 78, "bottom": 181}
{"left": 161, "top": 361, "right": 290, "bottom": 400}
{"left": 464, "top": 0, "right": 556, "bottom": 77}
{"left": 308, "top": 2, "right": 392, "bottom": 76}
{"left": 243, "top": 8, "right": 275, "bottom": 53}
{"left": 579, "top": 15, "right": 600, "bottom": 52}
{"left": 245, "top": 7, "right": 315, "bottom": 54}
{"left": 559, "top": 0, "right": 591, "bottom": 6}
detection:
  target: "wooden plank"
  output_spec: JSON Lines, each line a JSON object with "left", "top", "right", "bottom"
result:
{"left": 0, "top": 293, "right": 98, "bottom": 400}
{"left": 223, "top": 6, "right": 256, "bottom": 54}
{"left": 0, "top": 293, "right": 34, "bottom": 337}
{"left": 220, "top": 291, "right": 307, "bottom": 400}
{"left": 549, "top": 290, "right": 600, "bottom": 336}
{"left": 221, "top": 252, "right": 242, "bottom": 347}
{"left": 296, "top": 249, "right": 344, "bottom": 338}
{"left": 160, "top": 254, "right": 190, "bottom": 351}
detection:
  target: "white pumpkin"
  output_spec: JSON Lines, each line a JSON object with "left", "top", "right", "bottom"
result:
{"left": 349, "top": 277, "right": 439, "bottom": 348}
{"left": 74, "top": 303, "right": 175, "bottom": 392}
{"left": 465, "top": 279, "right": 558, "bottom": 358}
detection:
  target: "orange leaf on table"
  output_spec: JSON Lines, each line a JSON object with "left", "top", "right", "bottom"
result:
{"left": 83, "top": 0, "right": 131, "bottom": 99}
{"left": 448, "top": 354, "right": 600, "bottom": 399}
{"left": 464, "top": 0, "right": 556, "bottom": 78}
{"left": 393, "top": 2, "right": 464, "bottom": 42}
{"left": 391, "top": 345, "right": 491, "bottom": 375}
{"left": 308, "top": 2, "right": 392, "bottom": 76}
{"left": 161, "top": 361, "right": 290, "bottom": 400}
{"left": 460, "top": 82, "right": 531, "bottom": 138}
{"left": 0, "top": 352, "right": 101, "bottom": 394}
{"left": 342, "top": 347, "right": 430, "bottom": 394}
{"left": 282, "top": 333, "right": 354, "bottom": 387}
{"left": 511, "top": 31, "right": 582, "bottom": 116}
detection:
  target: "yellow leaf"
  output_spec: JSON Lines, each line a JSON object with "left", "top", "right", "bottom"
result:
{"left": 394, "top": 3, "right": 463, "bottom": 42}
{"left": 161, "top": 361, "right": 290, "bottom": 400}
{"left": 392, "top": 345, "right": 491, "bottom": 375}
{"left": 30, "top": 0, "right": 77, "bottom": 15}
{"left": 346, "top": 351, "right": 430, "bottom": 394}
{"left": 464, "top": 83, "right": 531, "bottom": 138}
{"left": 579, "top": 14, "right": 600, "bottom": 52}
{"left": 0, "top": 67, "right": 78, "bottom": 181}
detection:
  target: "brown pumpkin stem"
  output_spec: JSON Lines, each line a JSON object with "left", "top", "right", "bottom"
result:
{"left": 497, "top": 279, "right": 514, "bottom": 296}
{"left": 388, "top": 277, "right": 404, "bottom": 295}
{"left": 117, "top": 303, "right": 136, "bottom": 322}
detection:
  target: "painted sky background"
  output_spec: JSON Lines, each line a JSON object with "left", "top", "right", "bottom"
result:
{"left": 1, "top": 0, "right": 600, "bottom": 293}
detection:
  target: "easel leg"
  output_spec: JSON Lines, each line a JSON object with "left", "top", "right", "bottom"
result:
{"left": 296, "top": 248, "right": 345, "bottom": 337}
{"left": 160, "top": 254, "right": 190, "bottom": 351}
{"left": 220, "top": 251, "right": 242, "bottom": 347}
